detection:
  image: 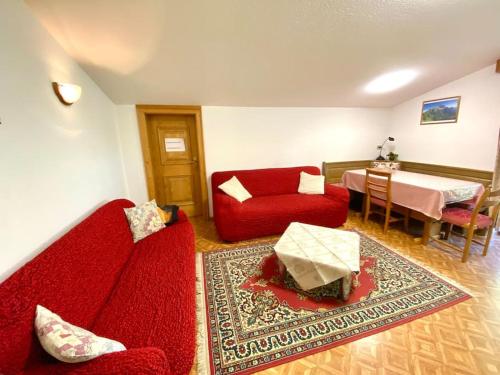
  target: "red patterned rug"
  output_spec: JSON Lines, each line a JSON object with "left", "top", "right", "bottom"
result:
{"left": 197, "top": 232, "right": 471, "bottom": 374}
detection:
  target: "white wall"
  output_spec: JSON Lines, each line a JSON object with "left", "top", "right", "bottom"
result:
{"left": 113, "top": 66, "right": 499, "bottom": 220}
{"left": 202, "top": 106, "right": 390, "bottom": 173}
{"left": 0, "top": 1, "right": 126, "bottom": 281}
{"left": 113, "top": 66, "right": 500, "bottom": 219}
{"left": 114, "top": 105, "right": 149, "bottom": 204}
{"left": 114, "top": 105, "right": 390, "bottom": 214}
{"left": 390, "top": 65, "right": 500, "bottom": 170}
{"left": 203, "top": 107, "right": 391, "bottom": 212}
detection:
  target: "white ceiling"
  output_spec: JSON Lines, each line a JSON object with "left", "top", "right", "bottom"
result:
{"left": 26, "top": 0, "right": 500, "bottom": 107}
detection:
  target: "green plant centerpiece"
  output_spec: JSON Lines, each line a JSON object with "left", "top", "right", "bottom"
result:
{"left": 386, "top": 152, "right": 398, "bottom": 161}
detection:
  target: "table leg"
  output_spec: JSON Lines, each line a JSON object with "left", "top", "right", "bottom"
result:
{"left": 361, "top": 192, "right": 367, "bottom": 217}
{"left": 422, "top": 219, "right": 431, "bottom": 245}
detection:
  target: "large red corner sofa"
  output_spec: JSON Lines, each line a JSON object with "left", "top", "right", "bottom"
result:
{"left": 212, "top": 166, "right": 350, "bottom": 241}
{"left": 0, "top": 199, "right": 196, "bottom": 375}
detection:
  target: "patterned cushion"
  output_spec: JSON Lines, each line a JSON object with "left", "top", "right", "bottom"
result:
{"left": 124, "top": 200, "right": 165, "bottom": 243}
{"left": 441, "top": 207, "right": 493, "bottom": 229}
{"left": 35, "top": 305, "right": 125, "bottom": 363}
{"left": 371, "top": 161, "right": 400, "bottom": 170}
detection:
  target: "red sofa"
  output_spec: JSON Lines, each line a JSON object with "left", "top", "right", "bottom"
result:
{"left": 0, "top": 199, "right": 195, "bottom": 375}
{"left": 211, "top": 166, "right": 350, "bottom": 241}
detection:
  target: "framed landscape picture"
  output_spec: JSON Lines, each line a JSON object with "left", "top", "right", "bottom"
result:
{"left": 420, "top": 96, "right": 461, "bottom": 125}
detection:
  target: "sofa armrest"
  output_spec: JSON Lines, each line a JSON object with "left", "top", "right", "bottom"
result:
{"left": 23, "top": 347, "right": 170, "bottom": 375}
{"left": 213, "top": 192, "right": 246, "bottom": 241}
{"left": 213, "top": 192, "right": 241, "bottom": 212}
{"left": 324, "top": 183, "right": 350, "bottom": 205}
{"left": 177, "top": 209, "right": 188, "bottom": 222}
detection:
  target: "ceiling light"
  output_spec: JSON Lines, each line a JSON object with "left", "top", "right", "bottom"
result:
{"left": 365, "top": 70, "right": 418, "bottom": 94}
{"left": 52, "top": 82, "right": 82, "bottom": 105}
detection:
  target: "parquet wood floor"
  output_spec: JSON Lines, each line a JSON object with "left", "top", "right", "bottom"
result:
{"left": 190, "top": 213, "right": 500, "bottom": 374}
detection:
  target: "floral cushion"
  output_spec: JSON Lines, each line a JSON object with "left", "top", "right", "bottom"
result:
{"left": 124, "top": 200, "right": 165, "bottom": 243}
{"left": 35, "top": 305, "right": 125, "bottom": 363}
{"left": 441, "top": 207, "right": 492, "bottom": 229}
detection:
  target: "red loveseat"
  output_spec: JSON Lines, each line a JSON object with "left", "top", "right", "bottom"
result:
{"left": 0, "top": 199, "right": 195, "bottom": 375}
{"left": 211, "top": 166, "right": 350, "bottom": 241}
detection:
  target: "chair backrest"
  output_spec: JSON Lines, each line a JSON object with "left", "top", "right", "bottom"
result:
{"left": 465, "top": 187, "right": 500, "bottom": 229}
{"left": 474, "top": 187, "right": 500, "bottom": 222}
{"left": 365, "top": 168, "right": 392, "bottom": 204}
{"left": 489, "top": 189, "right": 500, "bottom": 227}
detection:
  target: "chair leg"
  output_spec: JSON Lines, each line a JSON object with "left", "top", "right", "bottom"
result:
{"left": 443, "top": 223, "right": 452, "bottom": 240}
{"left": 363, "top": 198, "right": 370, "bottom": 224}
{"left": 482, "top": 225, "right": 494, "bottom": 256}
{"left": 422, "top": 220, "right": 431, "bottom": 245}
{"left": 462, "top": 227, "right": 475, "bottom": 262}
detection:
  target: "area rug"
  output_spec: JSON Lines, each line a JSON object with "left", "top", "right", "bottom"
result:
{"left": 196, "top": 232, "right": 471, "bottom": 374}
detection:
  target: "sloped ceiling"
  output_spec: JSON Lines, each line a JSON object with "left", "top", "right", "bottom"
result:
{"left": 26, "top": 0, "right": 500, "bottom": 107}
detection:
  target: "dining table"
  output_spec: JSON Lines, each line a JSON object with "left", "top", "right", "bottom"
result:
{"left": 341, "top": 169, "right": 485, "bottom": 243}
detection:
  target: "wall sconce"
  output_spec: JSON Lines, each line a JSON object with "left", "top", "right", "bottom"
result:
{"left": 52, "top": 82, "right": 82, "bottom": 105}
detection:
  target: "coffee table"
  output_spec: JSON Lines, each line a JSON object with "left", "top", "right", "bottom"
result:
{"left": 274, "top": 222, "right": 360, "bottom": 300}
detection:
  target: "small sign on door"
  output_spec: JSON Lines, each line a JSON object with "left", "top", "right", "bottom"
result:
{"left": 165, "top": 138, "right": 186, "bottom": 152}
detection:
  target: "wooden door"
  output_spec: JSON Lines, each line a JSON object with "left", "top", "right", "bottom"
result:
{"left": 142, "top": 110, "right": 205, "bottom": 217}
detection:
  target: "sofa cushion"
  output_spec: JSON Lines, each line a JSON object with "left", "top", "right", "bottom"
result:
{"left": 90, "top": 211, "right": 196, "bottom": 375}
{"left": 23, "top": 347, "right": 169, "bottom": 375}
{"left": 124, "top": 200, "right": 164, "bottom": 243}
{"left": 212, "top": 166, "right": 321, "bottom": 197}
{"left": 218, "top": 194, "right": 347, "bottom": 240}
{"left": 0, "top": 199, "right": 135, "bottom": 374}
{"left": 218, "top": 176, "right": 252, "bottom": 202}
{"left": 441, "top": 207, "right": 492, "bottom": 229}
{"left": 298, "top": 171, "right": 325, "bottom": 194}
{"left": 35, "top": 305, "right": 125, "bottom": 363}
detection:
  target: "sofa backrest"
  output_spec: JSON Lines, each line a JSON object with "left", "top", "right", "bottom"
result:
{"left": 211, "top": 166, "right": 321, "bottom": 198}
{"left": 0, "top": 199, "right": 135, "bottom": 374}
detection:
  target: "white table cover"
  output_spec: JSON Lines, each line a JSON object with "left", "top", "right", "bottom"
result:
{"left": 274, "top": 222, "right": 360, "bottom": 291}
{"left": 342, "top": 169, "right": 485, "bottom": 220}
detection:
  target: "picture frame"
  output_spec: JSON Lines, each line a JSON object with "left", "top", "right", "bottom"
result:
{"left": 420, "top": 96, "right": 461, "bottom": 125}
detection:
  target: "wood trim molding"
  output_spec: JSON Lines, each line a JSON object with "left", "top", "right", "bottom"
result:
{"left": 322, "top": 160, "right": 493, "bottom": 186}
{"left": 400, "top": 161, "right": 493, "bottom": 186}
{"left": 136, "top": 105, "right": 209, "bottom": 218}
{"left": 322, "top": 160, "right": 372, "bottom": 183}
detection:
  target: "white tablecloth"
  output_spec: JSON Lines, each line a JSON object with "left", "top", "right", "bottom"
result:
{"left": 274, "top": 222, "right": 360, "bottom": 291}
{"left": 342, "top": 169, "right": 485, "bottom": 220}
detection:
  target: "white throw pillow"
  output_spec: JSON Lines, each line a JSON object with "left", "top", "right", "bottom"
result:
{"left": 298, "top": 171, "right": 325, "bottom": 195}
{"left": 218, "top": 176, "right": 252, "bottom": 203}
{"left": 124, "top": 200, "right": 165, "bottom": 243}
{"left": 35, "top": 305, "right": 125, "bottom": 363}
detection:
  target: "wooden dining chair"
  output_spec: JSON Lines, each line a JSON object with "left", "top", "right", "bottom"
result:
{"left": 440, "top": 186, "right": 500, "bottom": 262}
{"left": 363, "top": 168, "right": 409, "bottom": 234}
